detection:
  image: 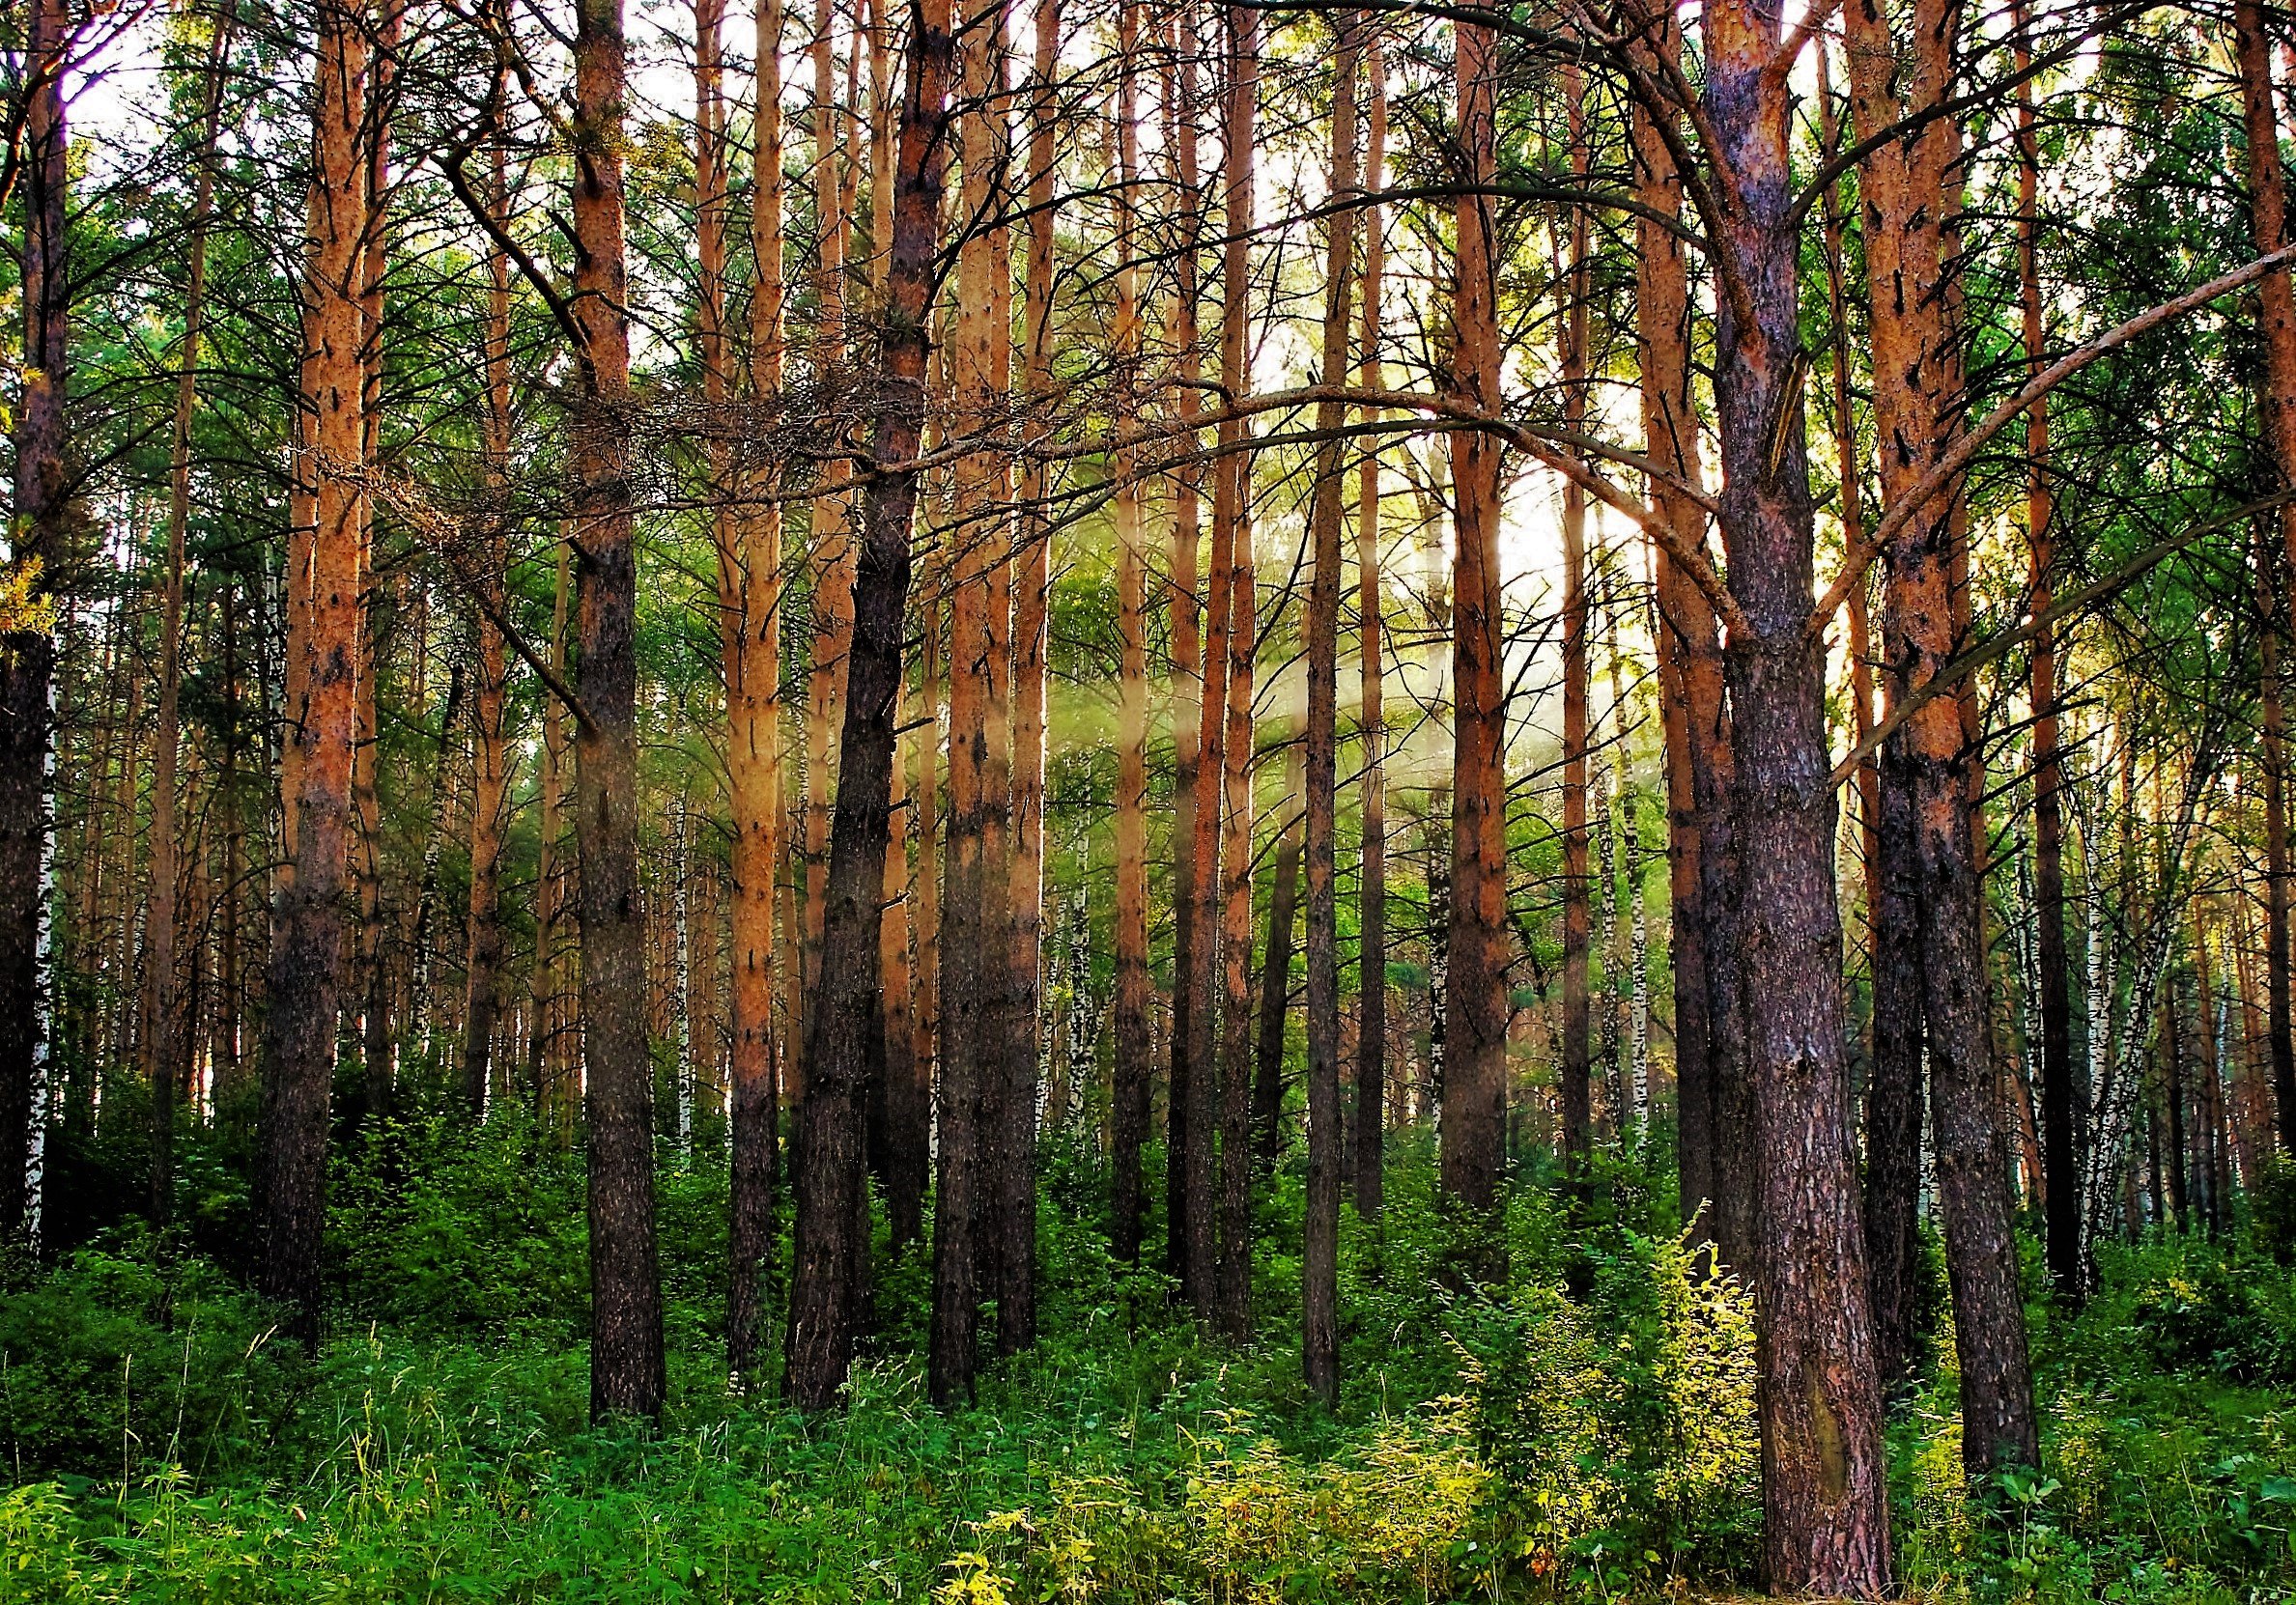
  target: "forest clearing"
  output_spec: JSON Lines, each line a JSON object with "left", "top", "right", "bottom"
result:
{"left": 2, "top": 0, "right": 2296, "bottom": 1596}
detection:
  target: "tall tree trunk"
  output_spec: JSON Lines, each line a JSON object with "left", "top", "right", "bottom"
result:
{"left": 1632, "top": 9, "right": 1724, "bottom": 1249}
{"left": 461, "top": 145, "right": 515, "bottom": 1115}
{"left": 1210, "top": 0, "right": 1259, "bottom": 1341}
{"left": 2016, "top": 7, "right": 2079, "bottom": 1295}
{"left": 150, "top": 11, "right": 233, "bottom": 1224}
{"left": 354, "top": 9, "right": 399, "bottom": 1122}
{"left": 1163, "top": 13, "right": 1208, "bottom": 1291}
{"left": 931, "top": 0, "right": 1007, "bottom": 1401}
{"left": 1558, "top": 63, "right": 1593, "bottom": 1179}
{"left": 727, "top": 0, "right": 786, "bottom": 1385}
{"left": 1703, "top": 0, "right": 1894, "bottom": 1584}
{"left": 1352, "top": 37, "right": 1387, "bottom": 1225}
{"left": 0, "top": 0, "right": 69, "bottom": 1243}
{"left": 785, "top": 0, "right": 944, "bottom": 1396}
{"left": 800, "top": 0, "right": 854, "bottom": 1107}
{"left": 1007, "top": 0, "right": 1059, "bottom": 1296}
{"left": 1110, "top": 2, "right": 1152, "bottom": 1275}
{"left": 1442, "top": 15, "right": 1506, "bottom": 1219}
{"left": 570, "top": 0, "right": 666, "bottom": 1422}
{"left": 2239, "top": 0, "right": 2296, "bottom": 1153}
{"left": 258, "top": 0, "right": 365, "bottom": 1341}
{"left": 1301, "top": 13, "right": 1358, "bottom": 1409}
{"left": 1846, "top": 0, "right": 2036, "bottom": 1475}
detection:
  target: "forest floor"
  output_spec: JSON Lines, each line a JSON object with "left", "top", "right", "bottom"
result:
{"left": 1, "top": 1105, "right": 2292, "bottom": 1602}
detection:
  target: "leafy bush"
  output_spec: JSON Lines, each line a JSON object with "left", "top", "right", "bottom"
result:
{"left": 0, "top": 1240, "right": 298, "bottom": 1481}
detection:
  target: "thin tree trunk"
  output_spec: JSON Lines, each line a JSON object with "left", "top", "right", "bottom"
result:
{"left": 354, "top": 9, "right": 399, "bottom": 1122}
{"left": 2240, "top": 0, "right": 2296, "bottom": 1154}
{"left": 258, "top": 0, "right": 365, "bottom": 1342}
{"left": 1443, "top": 15, "right": 1506, "bottom": 1220}
{"left": 0, "top": 0, "right": 69, "bottom": 1242}
{"left": 461, "top": 145, "right": 515, "bottom": 1115}
{"left": 1352, "top": 36, "right": 1387, "bottom": 1225}
{"left": 1301, "top": 12, "right": 1358, "bottom": 1408}
{"left": 1254, "top": 733, "right": 1302, "bottom": 1167}
{"left": 1163, "top": 12, "right": 1208, "bottom": 1292}
{"left": 1210, "top": 1, "right": 1259, "bottom": 1342}
{"left": 1008, "top": 0, "right": 1059, "bottom": 1291}
{"left": 149, "top": 10, "right": 233, "bottom": 1224}
{"left": 1631, "top": 8, "right": 1723, "bottom": 1248}
{"left": 1110, "top": 2, "right": 1152, "bottom": 1276}
{"left": 2015, "top": 8, "right": 2078, "bottom": 1295}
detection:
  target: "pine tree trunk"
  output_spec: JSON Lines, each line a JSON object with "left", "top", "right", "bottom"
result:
{"left": 1301, "top": 13, "right": 1358, "bottom": 1408}
{"left": 1209, "top": 1, "right": 1259, "bottom": 1341}
{"left": 2239, "top": 0, "right": 2296, "bottom": 1154}
{"left": 931, "top": 0, "right": 1006, "bottom": 1402}
{"left": 461, "top": 146, "right": 514, "bottom": 1116}
{"left": 1631, "top": 10, "right": 1722, "bottom": 1245}
{"left": 569, "top": 0, "right": 666, "bottom": 1422}
{"left": 1352, "top": 39, "right": 1387, "bottom": 1225}
{"left": 1110, "top": 5, "right": 1152, "bottom": 1272}
{"left": 1162, "top": 14, "right": 1208, "bottom": 1292}
{"left": 1254, "top": 735, "right": 1302, "bottom": 1168}
{"left": 1846, "top": 0, "right": 2036, "bottom": 1475}
{"left": 1442, "top": 17, "right": 1506, "bottom": 1220}
{"left": 727, "top": 0, "right": 786, "bottom": 1384}
{"left": 149, "top": 12, "right": 231, "bottom": 1224}
{"left": 787, "top": 0, "right": 945, "bottom": 1406}
{"left": 257, "top": 0, "right": 365, "bottom": 1342}
{"left": 1704, "top": 0, "right": 1893, "bottom": 1584}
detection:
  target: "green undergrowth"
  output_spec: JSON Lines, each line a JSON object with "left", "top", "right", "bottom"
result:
{"left": 0, "top": 1112, "right": 2291, "bottom": 1601}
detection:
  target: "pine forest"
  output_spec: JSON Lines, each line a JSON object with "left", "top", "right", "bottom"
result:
{"left": 8, "top": 0, "right": 2296, "bottom": 1597}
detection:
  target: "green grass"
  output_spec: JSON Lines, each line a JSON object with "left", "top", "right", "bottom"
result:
{"left": 3, "top": 1111, "right": 2293, "bottom": 1601}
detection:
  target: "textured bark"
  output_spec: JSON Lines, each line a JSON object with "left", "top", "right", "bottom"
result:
{"left": 258, "top": 0, "right": 365, "bottom": 1342}
{"left": 1009, "top": 0, "right": 1059, "bottom": 1281}
{"left": 2263, "top": 529, "right": 2295, "bottom": 1166}
{"left": 570, "top": 0, "right": 666, "bottom": 1422}
{"left": 1442, "top": 17, "right": 1506, "bottom": 1219}
{"left": 1631, "top": 9, "right": 1723, "bottom": 1249}
{"left": 932, "top": 0, "right": 1005, "bottom": 1402}
{"left": 1302, "top": 14, "right": 1357, "bottom": 1409}
{"left": 789, "top": 0, "right": 947, "bottom": 1409}
{"left": 1558, "top": 64, "right": 1593, "bottom": 1178}
{"left": 0, "top": 0, "right": 69, "bottom": 1241}
{"left": 1163, "top": 14, "right": 1208, "bottom": 1291}
{"left": 1254, "top": 736, "right": 1302, "bottom": 1167}
{"left": 1110, "top": 8, "right": 1152, "bottom": 1271}
{"left": 1210, "top": 1, "right": 1259, "bottom": 1342}
{"left": 727, "top": 0, "right": 786, "bottom": 1383}
{"left": 2239, "top": 0, "right": 2296, "bottom": 1154}
{"left": 461, "top": 147, "right": 514, "bottom": 1115}
{"left": 149, "top": 13, "right": 231, "bottom": 1223}
{"left": 353, "top": 9, "right": 399, "bottom": 1122}
{"left": 905, "top": 581, "right": 940, "bottom": 1246}
{"left": 1705, "top": 0, "right": 1894, "bottom": 1584}
{"left": 2015, "top": 12, "right": 2079, "bottom": 1295}
{"left": 1846, "top": 0, "right": 2035, "bottom": 1475}
{"left": 990, "top": 0, "right": 1039, "bottom": 1361}
{"left": 1352, "top": 40, "right": 1387, "bottom": 1225}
